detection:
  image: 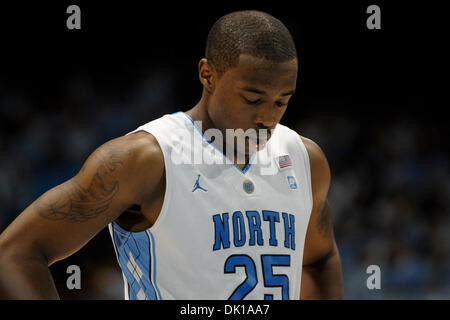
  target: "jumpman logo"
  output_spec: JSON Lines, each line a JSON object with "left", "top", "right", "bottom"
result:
{"left": 192, "top": 174, "right": 208, "bottom": 192}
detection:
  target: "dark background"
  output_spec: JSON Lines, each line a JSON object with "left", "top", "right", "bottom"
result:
{"left": 0, "top": 1, "right": 448, "bottom": 299}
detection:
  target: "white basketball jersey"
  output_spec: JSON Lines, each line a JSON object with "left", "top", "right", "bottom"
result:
{"left": 108, "top": 111, "right": 313, "bottom": 300}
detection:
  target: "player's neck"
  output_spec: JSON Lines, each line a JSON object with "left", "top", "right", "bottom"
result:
{"left": 186, "top": 98, "right": 215, "bottom": 134}
{"left": 186, "top": 101, "right": 251, "bottom": 170}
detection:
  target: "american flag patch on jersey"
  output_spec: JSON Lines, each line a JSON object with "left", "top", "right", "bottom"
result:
{"left": 277, "top": 155, "right": 292, "bottom": 169}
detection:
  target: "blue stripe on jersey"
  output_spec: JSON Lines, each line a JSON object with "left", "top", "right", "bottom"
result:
{"left": 147, "top": 230, "right": 162, "bottom": 299}
{"left": 112, "top": 223, "right": 159, "bottom": 300}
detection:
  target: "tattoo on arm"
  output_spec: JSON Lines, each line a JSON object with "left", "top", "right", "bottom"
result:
{"left": 35, "top": 147, "right": 129, "bottom": 222}
{"left": 317, "top": 200, "right": 332, "bottom": 237}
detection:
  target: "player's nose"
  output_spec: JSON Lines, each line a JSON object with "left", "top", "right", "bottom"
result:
{"left": 254, "top": 115, "right": 277, "bottom": 130}
{"left": 254, "top": 104, "right": 278, "bottom": 130}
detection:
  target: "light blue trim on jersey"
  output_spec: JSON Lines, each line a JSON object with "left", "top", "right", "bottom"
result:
{"left": 174, "top": 111, "right": 255, "bottom": 174}
{"left": 146, "top": 230, "right": 163, "bottom": 300}
{"left": 112, "top": 222, "right": 161, "bottom": 300}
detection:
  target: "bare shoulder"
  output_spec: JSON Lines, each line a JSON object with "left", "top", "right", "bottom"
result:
{"left": 115, "top": 130, "right": 164, "bottom": 169}
{"left": 299, "top": 135, "right": 331, "bottom": 198}
{"left": 76, "top": 130, "right": 165, "bottom": 202}
{"left": 299, "top": 136, "right": 328, "bottom": 169}
{"left": 93, "top": 130, "right": 163, "bottom": 169}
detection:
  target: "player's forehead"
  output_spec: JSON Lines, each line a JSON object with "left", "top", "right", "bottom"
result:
{"left": 226, "top": 54, "right": 298, "bottom": 90}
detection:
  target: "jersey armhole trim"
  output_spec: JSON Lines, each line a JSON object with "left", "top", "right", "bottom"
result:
{"left": 296, "top": 136, "right": 314, "bottom": 211}
{"left": 146, "top": 131, "right": 173, "bottom": 234}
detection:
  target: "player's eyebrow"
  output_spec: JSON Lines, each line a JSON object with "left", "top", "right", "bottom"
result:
{"left": 240, "top": 86, "right": 295, "bottom": 96}
{"left": 241, "top": 86, "right": 266, "bottom": 95}
{"left": 281, "top": 89, "right": 296, "bottom": 96}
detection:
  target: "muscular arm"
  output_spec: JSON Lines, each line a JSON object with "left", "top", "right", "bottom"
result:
{"left": 0, "top": 131, "right": 164, "bottom": 299}
{"left": 299, "top": 136, "right": 344, "bottom": 300}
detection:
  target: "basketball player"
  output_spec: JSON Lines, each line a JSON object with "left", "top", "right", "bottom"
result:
{"left": 0, "top": 10, "right": 343, "bottom": 299}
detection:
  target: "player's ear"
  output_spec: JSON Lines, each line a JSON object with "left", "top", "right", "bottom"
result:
{"left": 198, "top": 58, "right": 216, "bottom": 93}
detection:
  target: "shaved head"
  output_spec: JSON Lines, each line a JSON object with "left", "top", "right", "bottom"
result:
{"left": 205, "top": 10, "right": 297, "bottom": 77}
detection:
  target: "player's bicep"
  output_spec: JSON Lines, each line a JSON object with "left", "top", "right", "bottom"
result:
{"left": 303, "top": 199, "right": 335, "bottom": 266}
{"left": 0, "top": 138, "right": 136, "bottom": 265}
{"left": 37, "top": 144, "right": 130, "bottom": 224}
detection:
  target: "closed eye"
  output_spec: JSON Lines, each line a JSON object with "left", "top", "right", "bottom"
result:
{"left": 243, "top": 97, "right": 262, "bottom": 105}
{"left": 275, "top": 101, "right": 288, "bottom": 107}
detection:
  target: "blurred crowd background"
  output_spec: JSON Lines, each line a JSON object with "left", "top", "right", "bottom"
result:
{"left": 0, "top": 2, "right": 448, "bottom": 299}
